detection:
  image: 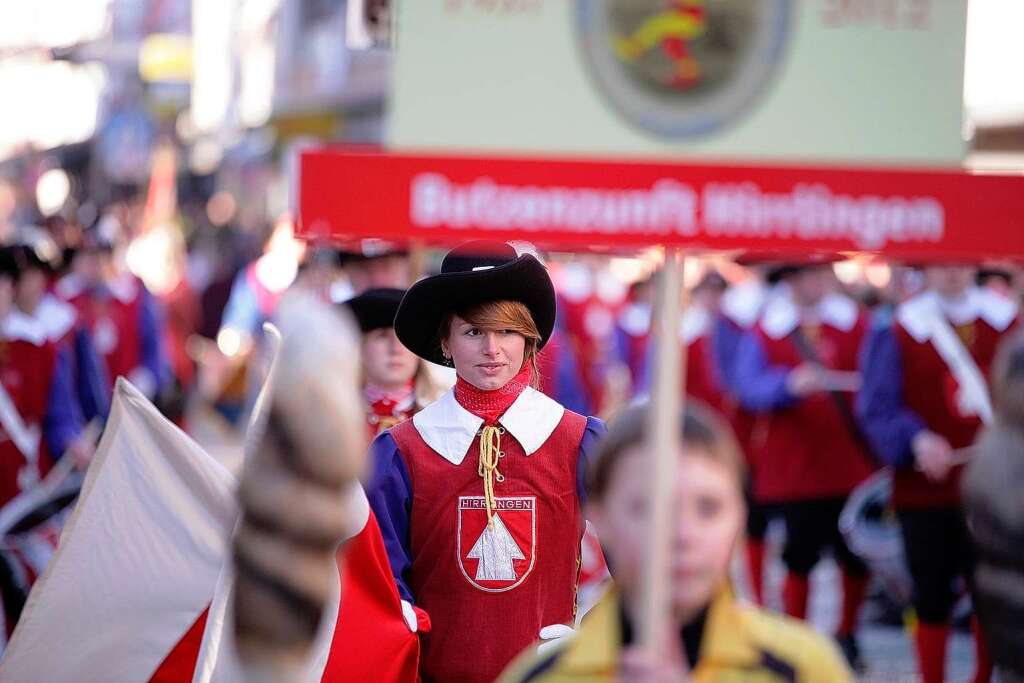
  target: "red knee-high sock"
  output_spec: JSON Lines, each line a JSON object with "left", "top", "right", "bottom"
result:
{"left": 838, "top": 571, "right": 868, "bottom": 637}
{"left": 972, "top": 616, "right": 993, "bottom": 683}
{"left": 745, "top": 539, "right": 767, "bottom": 606}
{"left": 782, "top": 573, "right": 810, "bottom": 620}
{"left": 915, "top": 622, "right": 950, "bottom": 683}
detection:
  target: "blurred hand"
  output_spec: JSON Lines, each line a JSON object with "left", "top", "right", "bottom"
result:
{"left": 913, "top": 431, "right": 955, "bottom": 482}
{"left": 231, "top": 294, "right": 367, "bottom": 679}
{"left": 786, "top": 363, "right": 826, "bottom": 397}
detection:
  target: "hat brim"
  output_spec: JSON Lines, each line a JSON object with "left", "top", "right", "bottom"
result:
{"left": 394, "top": 255, "right": 555, "bottom": 365}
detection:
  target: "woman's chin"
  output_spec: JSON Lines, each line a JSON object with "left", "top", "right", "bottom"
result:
{"left": 472, "top": 376, "right": 506, "bottom": 390}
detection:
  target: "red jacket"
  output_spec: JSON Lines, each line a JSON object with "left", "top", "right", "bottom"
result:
{"left": 0, "top": 338, "right": 58, "bottom": 507}
{"left": 893, "top": 297, "right": 1016, "bottom": 507}
{"left": 738, "top": 294, "right": 876, "bottom": 503}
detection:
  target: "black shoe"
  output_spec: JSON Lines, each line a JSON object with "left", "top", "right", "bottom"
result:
{"left": 836, "top": 634, "right": 865, "bottom": 673}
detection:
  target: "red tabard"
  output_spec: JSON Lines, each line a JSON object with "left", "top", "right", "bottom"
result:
{"left": 892, "top": 319, "right": 1013, "bottom": 508}
{"left": 749, "top": 319, "right": 876, "bottom": 503}
{"left": 390, "top": 411, "right": 587, "bottom": 683}
{"left": 66, "top": 286, "right": 142, "bottom": 389}
{"left": 0, "top": 340, "right": 57, "bottom": 506}
{"left": 685, "top": 335, "right": 726, "bottom": 416}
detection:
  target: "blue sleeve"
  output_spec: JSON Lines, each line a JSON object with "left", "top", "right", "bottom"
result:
{"left": 733, "top": 331, "right": 797, "bottom": 412}
{"left": 711, "top": 315, "right": 743, "bottom": 394}
{"left": 553, "top": 341, "right": 591, "bottom": 416}
{"left": 365, "top": 432, "right": 415, "bottom": 603}
{"left": 855, "top": 325, "right": 925, "bottom": 468}
{"left": 576, "top": 416, "right": 608, "bottom": 505}
{"left": 74, "top": 327, "right": 110, "bottom": 421}
{"left": 137, "top": 287, "right": 167, "bottom": 391}
{"left": 44, "top": 347, "right": 84, "bottom": 458}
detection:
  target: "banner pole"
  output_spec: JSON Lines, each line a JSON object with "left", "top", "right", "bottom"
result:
{"left": 641, "top": 248, "right": 689, "bottom": 658}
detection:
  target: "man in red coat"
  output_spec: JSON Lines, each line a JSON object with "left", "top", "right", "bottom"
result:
{"left": 858, "top": 263, "right": 1014, "bottom": 683}
{"left": 733, "top": 258, "right": 875, "bottom": 669}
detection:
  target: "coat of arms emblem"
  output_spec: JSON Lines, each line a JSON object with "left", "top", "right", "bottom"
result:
{"left": 577, "top": 0, "right": 792, "bottom": 139}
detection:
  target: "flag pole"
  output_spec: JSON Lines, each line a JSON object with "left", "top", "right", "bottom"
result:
{"left": 640, "top": 248, "right": 689, "bottom": 657}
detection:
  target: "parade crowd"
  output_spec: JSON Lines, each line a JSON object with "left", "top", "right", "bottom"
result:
{"left": 0, "top": 192, "right": 1022, "bottom": 682}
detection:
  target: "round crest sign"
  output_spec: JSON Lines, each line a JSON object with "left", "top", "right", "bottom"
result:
{"left": 577, "top": 0, "right": 792, "bottom": 139}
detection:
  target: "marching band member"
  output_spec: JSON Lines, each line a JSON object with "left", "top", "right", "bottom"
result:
{"left": 0, "top": 247, "right": 84, "bottom": 508}
{"left": 9, "top": 231, "right": 109, "bottom": 424}
{"left": 341, "top": 287, "right": 441, "bottom": 438}
{"left": 56, "top": 225, "right": 166, "bottom": 401}
{"left": 366, "top": 241, "right": 606, "bottom": 683}
{"left": 613, "top": 277, "right": 654, "bottom": 395}
{"left": 733, "top": 258, "right": 875, "bottom": 668}
{"left": 499, "top": 403, "right": 852, "bottom": 682}
{"left": 858, "top": 263, "right": 1015, "bottom": 683}
{"left": 679, "top": 271, "right": 729, "bottom": 413}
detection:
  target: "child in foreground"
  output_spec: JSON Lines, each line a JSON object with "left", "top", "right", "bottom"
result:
{"left": 500, "top": 402, "right": 853, "bottom": 682}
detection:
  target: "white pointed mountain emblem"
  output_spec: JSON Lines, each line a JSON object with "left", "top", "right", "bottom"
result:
{"left": 458, "top": 496, "right": 536, "bottom": 592}
{"left": 466, "top": 514, "right": 525, "bottom": 581}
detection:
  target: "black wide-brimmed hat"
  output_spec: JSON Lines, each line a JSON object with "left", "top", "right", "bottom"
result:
{"left": 342, "top": 287, "right": 406, "bottom": 333}
{"left": 394, "top": 241, "right": 556, "bottom": 365}
{"left": 336, "top": 238, "right": 409, "bottom": 266}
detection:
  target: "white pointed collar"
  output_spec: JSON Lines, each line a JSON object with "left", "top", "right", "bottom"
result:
{"left": 2, "top": 310, "right": 49, "bottom": 346}
{"left": 35, "top": 295, "right": 77, "bottom": 341}
{"left": 761, "top": 289, "right": 859, "bottom": 340}
{"left": 897, "top": 288, "right": 1018, "bottom": 343}
{"left": 412, "top": 387, "right": 566, "bottom": 466}
{"left": 719, "top": 281, "right": 768, "bottom": 329}
{"left": 55, "top": 273, "right": 85, "bottom": 300}
{"left": 618, "top": 303, "right": 651, "bottom": 337}
{"left": 106, "top": 274, "right": 139, "bottom": 304}
{"left": 679, "top": 305, "right": 712, "bottom": 345}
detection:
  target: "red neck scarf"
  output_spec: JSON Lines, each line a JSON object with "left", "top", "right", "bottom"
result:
{"left": 365, "top": 383, "right": 415, "bottom": 416}
{"left": 454, "top": 363, "right": 532, "bottom": 424}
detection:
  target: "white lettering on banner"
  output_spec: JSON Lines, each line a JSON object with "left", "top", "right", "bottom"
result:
{"left": 702, "top": 182, "right": 945, "bottom": 249}
{"left": 409, "top": 173, "right": 945, "bottom": 249}
{"left": 411, "top": 173, "right": 697, "bottom": 235}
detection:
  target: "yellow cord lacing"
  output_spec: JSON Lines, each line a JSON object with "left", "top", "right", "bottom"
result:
{"left": 478, "top": 425, "right": 506, "bottom": 528}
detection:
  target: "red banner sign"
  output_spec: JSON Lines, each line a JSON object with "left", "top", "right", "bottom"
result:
{"left": 299, "top": 148, "right": 1024, "bottom": 259}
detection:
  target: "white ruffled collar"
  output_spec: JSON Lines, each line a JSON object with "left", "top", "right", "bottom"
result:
{"left": 412, "top": 387, "right": 566, "bottom": 465}
{"left": 760, "top": 289, "right": 859, "bottom": 340}
{"left": 897, "top": 288, "right": 1018, "bottom": 343}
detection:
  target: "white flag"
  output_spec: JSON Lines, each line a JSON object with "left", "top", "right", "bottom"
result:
{"left": 0, "top": 379, "right": 237, "bottom": 682}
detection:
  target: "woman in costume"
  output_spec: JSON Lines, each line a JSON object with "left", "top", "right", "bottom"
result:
{"left": 366, "top": 241, "right": 605, "bottom": 683}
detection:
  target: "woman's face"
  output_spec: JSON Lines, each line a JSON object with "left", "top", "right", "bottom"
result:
{"left": 587, "top": 445, "right": 745, "bottom": 623}
{"left": 362, "top": 327, "right": 419, "bottom": 391}
{"left": 443, "top": 314, "right": 527, "bottom": 390}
